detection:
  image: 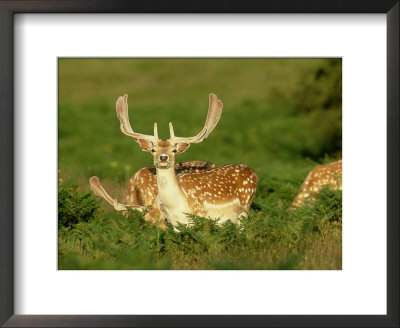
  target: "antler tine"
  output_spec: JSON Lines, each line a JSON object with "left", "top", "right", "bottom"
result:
{"left": 153, "top": 122, "right": 158, "bottom": 140}
{"left": 169, "top": 121, "right": 175, "bottom": 139}
{"left": 115, "top": 94, "right": 158, "bottom": 143}
{"left": 169, "top": 93, "right": 223, "bottom": 144}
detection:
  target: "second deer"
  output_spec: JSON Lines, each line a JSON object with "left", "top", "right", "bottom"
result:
{"left": 90, "top": 94, "right": 258, "bottom": 228}
{"left": 290, "top": 159, "right": 342, "bottom": 209}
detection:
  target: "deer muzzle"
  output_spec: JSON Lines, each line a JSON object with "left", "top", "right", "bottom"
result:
{"left": 156, "top": 154, "right": 172, "bottom": 168}
{"left": 159, "top": 154, "right": 169, "bottom": 162}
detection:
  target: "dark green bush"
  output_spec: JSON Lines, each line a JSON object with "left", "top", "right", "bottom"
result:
{"left": 58, "top": 179, "right": 99, "bottom": 227}
{"left": 290, "top": 58, "right": 342, "bottom": 113}
{"left": 277, "top": 58, "right": 342, "bottom": 160}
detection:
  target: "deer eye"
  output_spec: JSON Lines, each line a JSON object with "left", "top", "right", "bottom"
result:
{"left": 172, "top": 149, "right": 177, "bottom": 153}
{"left": 151, "top": 149, "right": 156, "bottom": 153}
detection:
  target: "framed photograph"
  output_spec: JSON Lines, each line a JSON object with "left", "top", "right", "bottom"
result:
{"left": 1, "top": 1, "right": 398, "bottom": 327}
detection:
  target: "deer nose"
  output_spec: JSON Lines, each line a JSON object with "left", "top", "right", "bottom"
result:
{"left": 159, "top": 154, "right": 169, "bottom": 162}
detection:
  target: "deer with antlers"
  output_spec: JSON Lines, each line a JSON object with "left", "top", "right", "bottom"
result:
{"left": 90, "top": 94, "right": 258, "bottom": 228}
{"left": 290, "top": 159, "right": 342, "bottom": 208}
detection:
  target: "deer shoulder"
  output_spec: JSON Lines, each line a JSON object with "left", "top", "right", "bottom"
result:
{"left": 125, "top": 161, "right": 217, "bottom": 207}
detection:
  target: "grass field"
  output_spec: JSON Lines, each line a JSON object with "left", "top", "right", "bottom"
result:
{"left": 58, "top": 58, "right": 342, "bottom": 270}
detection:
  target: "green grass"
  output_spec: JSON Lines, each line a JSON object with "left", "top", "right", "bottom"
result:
{"left": 58, "top": 58, "right": 342, "bottom": 270}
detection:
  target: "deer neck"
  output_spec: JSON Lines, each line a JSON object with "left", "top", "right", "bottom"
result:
{"left": 156, "top": 166, "right": 190, "bottom": 225}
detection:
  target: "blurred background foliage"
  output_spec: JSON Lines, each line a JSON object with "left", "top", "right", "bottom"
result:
{"left": 58, "top": 58, "right": 342, "bottom": 269}
{"left": 58, "top": 58, "right": 341, "bottom": 186}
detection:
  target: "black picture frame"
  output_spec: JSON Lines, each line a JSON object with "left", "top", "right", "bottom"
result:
{"left": 0, "top": 1, "right": 398, "bottom": 327}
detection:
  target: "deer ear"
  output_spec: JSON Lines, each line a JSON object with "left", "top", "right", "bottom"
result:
{"left": 175, "top": 143, "right": 190, "bottom": 154}
{"left": 137, "top": 139, "right": 153, "bottom": 151}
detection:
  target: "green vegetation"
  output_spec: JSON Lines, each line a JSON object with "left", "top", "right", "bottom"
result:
{"left": 58, "top": 177, "right": 101, "bottom": 226}
{"left": 58, "top": 58, "right": 342, "bottom": 270}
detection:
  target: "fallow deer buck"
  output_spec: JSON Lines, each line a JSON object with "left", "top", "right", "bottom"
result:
{"left": 90, "top": 93, "right": 258, "bottom": 228}
{"left": 290, "top": 159, "right": 342, "bottom": 208}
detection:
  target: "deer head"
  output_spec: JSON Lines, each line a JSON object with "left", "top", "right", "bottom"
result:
{"left": 116, "top": 94, "right": 223, "bottom": 169}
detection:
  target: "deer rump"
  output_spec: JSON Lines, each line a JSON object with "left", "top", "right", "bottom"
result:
{"left": 126, "top": 160, "right": 258, "bottom": 227}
